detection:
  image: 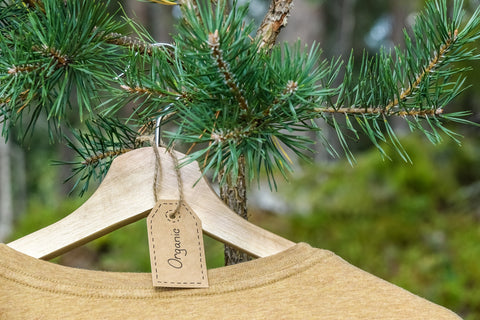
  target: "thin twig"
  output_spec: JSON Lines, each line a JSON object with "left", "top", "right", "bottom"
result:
{"left": 81, "top": 148, "right": 132, "bottom": 166}
{"left": 314, "top": 106, "right": 444, "bottom": 117}
{"left": 105, "top": 33, "right": 158, "bottom": 56}
{"left": 385, "top": 29, "right": 458, "bottom": 112}
{"left": 318, "top": 30, "right": 457, "bottom": 118}
{"left": 207, "top": 30, "right": 249, "bottom": 111}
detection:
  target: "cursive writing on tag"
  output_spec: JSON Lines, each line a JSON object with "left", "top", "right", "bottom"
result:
{"left": 146, "top": 201, "right": 209, "bottom": 288}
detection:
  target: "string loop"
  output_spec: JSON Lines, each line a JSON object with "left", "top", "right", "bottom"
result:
{"left": 150, "top": 115, "right": 183, "bottom": 218}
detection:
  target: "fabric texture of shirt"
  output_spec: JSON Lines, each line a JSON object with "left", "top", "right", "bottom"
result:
{"left": 0, "top": 242, "right": 461, "bottom": 319}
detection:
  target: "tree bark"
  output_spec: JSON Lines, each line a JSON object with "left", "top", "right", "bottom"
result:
{"left": 256, "top": 0, "right": 294, "bottom": 50}
{"left": 220, "top": 156, "right": 251, "bottom": 265}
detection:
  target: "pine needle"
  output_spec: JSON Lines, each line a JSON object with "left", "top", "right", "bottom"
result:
{"left": 146, "top": 0, "right": 177, "bottom": 5}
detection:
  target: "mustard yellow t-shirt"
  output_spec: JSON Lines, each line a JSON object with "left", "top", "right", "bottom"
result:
{"left": 0, "top": 243, "right": 460, "bottom": 319}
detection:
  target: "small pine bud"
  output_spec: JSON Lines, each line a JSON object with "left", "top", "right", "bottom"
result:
{"left": 207, "top": 30, "right": 220, "bottom": 50}
{"left": 285, "top": 80, "right": 298, "bottom": 95}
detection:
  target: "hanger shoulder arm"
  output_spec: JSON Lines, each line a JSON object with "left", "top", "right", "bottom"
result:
{"left": 8, "top": 147, "right": 295, "bottom": 260}
{"left": 7, "top": 149, "right": 158, "bottom": 260}
{"left": 184, "top": 174, "right": 295, "bottom": 258}
{"left": 202, "top": 209, "right": 296, "bottom": 258}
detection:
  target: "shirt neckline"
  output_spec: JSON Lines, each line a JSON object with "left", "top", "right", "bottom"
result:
{"left": 0, "top": 242, "right": 332, "bottom": 299}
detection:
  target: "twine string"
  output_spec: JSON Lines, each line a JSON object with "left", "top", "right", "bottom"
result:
{"left": 137, "top": 134, "right": 184, "bottom": 219}
{"left": 155, "top": 139, "right": 184, "bottom": 219}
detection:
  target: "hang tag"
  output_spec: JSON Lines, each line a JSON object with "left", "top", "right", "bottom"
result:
{"left": 146, "top": 201, "right": 209, "bottom": 288}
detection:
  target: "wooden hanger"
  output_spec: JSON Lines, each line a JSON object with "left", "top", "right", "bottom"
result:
{"left": 7, "top": 147, "right": 295, "bottom": 260}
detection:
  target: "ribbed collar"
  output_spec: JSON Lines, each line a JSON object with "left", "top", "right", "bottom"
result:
{"left": 0, "top": 243, "right": 334, "bottom": 299}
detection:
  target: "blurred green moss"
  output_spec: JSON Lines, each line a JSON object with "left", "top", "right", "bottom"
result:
{"left": 272, "top": 134, "right": 480, "bottom": 319}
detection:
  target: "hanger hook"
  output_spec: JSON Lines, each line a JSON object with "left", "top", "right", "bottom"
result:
{"left": 115, "top": 43, "right": 176, "bottom": 81}
{"left": 155, "top": 104, "right": 174, "bottom": 147}
{"left": 152, "top": 42, "right": 176, "bottom": 50}
{"left": 155, "top": 116, "right": 162, "bottom": 147}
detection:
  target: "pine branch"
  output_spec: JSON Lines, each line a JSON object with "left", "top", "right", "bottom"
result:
{"left": 315, "top": 106, "right": 444, "bottom": 117}
{"left": 128, "top": 0, "right": 479, "bottom": 186}
{"left": 160, "top": 1, "right": 328, "bottom": 185}
{"left": 3, "top": 0, "right": 479, "bottom": 194}
{"left": 104, "top": 32, "right": 159, "bottom": 56}
{"left": 323, "top": 27, "right": 459, "bottom": 117}
{"left": 60, "top": 117, "right": 138, "bottom": 195}
{"left": 385, "top": 29, "right": 458, "bottom": 113}
{"left": 0, "top": 0, "right": 126, "bottom": 138}
{"left": 101, "top": 44, "right": 182, "bottom": 124}
{"left": 317, "top": 0, "right": 480, "bottom": 159}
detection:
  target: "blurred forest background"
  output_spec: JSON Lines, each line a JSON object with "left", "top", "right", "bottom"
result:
{"left": 1, "top": 0, "right": 480, "bottom": 318}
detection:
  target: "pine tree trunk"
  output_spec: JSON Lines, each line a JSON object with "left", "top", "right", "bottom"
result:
{"left": 218, "top": 0, "right": 293, "bottom": 266}
{"left": 220, "top": 156, "right": 251, "bottom": 265}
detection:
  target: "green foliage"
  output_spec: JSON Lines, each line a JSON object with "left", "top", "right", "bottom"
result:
{"left": 1, "top": 0, "right": 480, "bottom": 193}
{"left": 9, "top": 197, "right": 86, "bottom": 243}
{"left": 106, "top": 0, "right": 480, "bottom": 190}
{"left": 159, "top": 2, "right": 332, "bottom": 186}
{"left": 102, "top": 1, "right": 335, "bottom": 187}
{"left": 281, "top": 134, "right": 478, "bottom": 217}
{"left": 0, "top": 0, "right": 26, "bottom": 29}
{"left": 320, "top": 0, "right": 480, "bottom": 161}
{"left": 0, "top": 0, "right": 125, "bottom": 138}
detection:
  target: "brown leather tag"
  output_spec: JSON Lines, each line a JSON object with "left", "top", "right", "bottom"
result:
{"left": 146, "top": 201, "right": 208, "bottom": 288}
